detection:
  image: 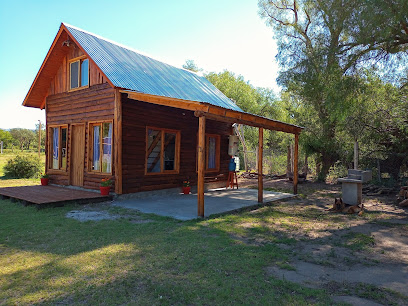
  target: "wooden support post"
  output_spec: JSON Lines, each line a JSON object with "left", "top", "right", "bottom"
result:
{"left": 38, "top": 120, "right": 41, "bottom": 158}
{"left": 258, "top": 128, "right": 263, "bottom": 203}
{"left": 293, "top": 133, "right": 299, "bottom": 194}
{"left": 114, "top": 89, "right": 123, "bottom": 194}
{"left": 197, "top": 115, "right": 206, "bottom": 217}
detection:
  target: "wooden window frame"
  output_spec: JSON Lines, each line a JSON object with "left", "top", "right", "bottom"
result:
{"left": 68, "top": 56, "right": 89, "bottom": 92}
{"left": 88, "top": 120, "right": 113, "bottom": 175}
{"left": 196, "top": 133, "right": 221, "bottom": 173}
{"left": 48, "top": 125, "right": 68, "bottom": 173}
{"left": 205, "top": 134, "right": 221, "bottom": 172}
{"left": 145, "top": 127, "right": 180, "bottom": 175}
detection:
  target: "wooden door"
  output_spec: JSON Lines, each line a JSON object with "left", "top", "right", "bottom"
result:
{"left": 70, "top": 124, "right": 85, "bottom": 186}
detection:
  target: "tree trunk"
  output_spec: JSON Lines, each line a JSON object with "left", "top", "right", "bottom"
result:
{"left": 354, "top": 139, "right": 359, "bottom": 170}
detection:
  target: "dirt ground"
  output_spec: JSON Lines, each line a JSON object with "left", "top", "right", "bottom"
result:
{"left": 240, "top": 177, "right": 408, "bottom": 305}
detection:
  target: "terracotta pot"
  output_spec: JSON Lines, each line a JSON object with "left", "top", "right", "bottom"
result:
{"left": 182, "top": 186, "right": 191, "bottom": 195}
{"left": 100, "top": 186, "right": 110, "bottom": 196}
{"left": 40, "top": 178, "right": 49, "bottom": 186}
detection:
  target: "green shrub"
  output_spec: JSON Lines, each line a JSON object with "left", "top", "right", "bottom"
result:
{"left": 3, "top": 155, "right": 42, "bottom": 178}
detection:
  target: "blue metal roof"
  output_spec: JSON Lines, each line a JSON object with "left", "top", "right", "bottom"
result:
{"left": 64, "top": 24, "right": 242, "bottom": 112}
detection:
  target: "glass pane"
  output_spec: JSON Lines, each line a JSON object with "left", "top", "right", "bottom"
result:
{"left": 93, "top": 125, "right": 100, "bottom": 171}
{"left": 164, "top": 133, "right": 176, "bottom": 171}
{"left": 81, "top": 59, "right": 89, "bottom": 86}
{"left": 61, "top": 128, "right": 67, "bottom": 169}
{"left": 208, "top": 136, "right": 217, "bottom": 169}
{"left": 70, "top": 61, "right": 79, "bottom": 89}
{"left": 102, "top": 122, "right": 112, "bottom": 173}
{"left": 147, "top": 129, "right": 161, "bottom": 173}
{"left": 52, "top": 128, "right": 59, "bottom": 169}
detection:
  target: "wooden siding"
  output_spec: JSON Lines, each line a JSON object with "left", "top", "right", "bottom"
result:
{"left": 122, "top": 95, "right": 232, "bottom": 194}
{"left": 46, "top": 83, "right": 115, "bottom": 190}
{"left": 48, "top": 41, "right": 107, "bottom": 96}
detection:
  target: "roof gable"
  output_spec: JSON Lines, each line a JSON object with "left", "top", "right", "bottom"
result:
{"left": 24, "top": 23, "right": 242, "bottom": 112}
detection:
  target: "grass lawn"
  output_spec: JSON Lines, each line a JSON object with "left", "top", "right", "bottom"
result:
{"left": 0, "top": 152, "right": 45, "bottom": 187}
{"left": 0, "top": 202, "right": 330, "bottom": 304}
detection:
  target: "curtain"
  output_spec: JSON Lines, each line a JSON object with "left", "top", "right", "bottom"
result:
{"left": 208, "top": 137, "right": 216, "bottom": 169}
{"left": 93, "top": 126, "right": 100, "bottom": 171}
{"left": 52, "top": 128, "right": 59, "bottom": 169}
{"left": 103, "top": 123, "right": 112, "bottom": 172}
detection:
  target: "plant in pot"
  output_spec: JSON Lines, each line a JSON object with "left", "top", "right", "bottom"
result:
{"left": 182, "top": 180, "right": 191, "bottom": 195}
{"left": 100, "top": 178, "right": 112, "bottom": 196}
{"left": 40, "top": 173, "right": 49, "bottom": 186}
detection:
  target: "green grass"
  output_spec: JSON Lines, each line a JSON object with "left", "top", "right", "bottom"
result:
{"left": 0, "top": 199, "right": 333, "bottom": 305}
{"left": 343, "top": 233, "right": 375, "bottom": 251}
{"left": 0, "top": 152, "right": 45, "bottom": 187}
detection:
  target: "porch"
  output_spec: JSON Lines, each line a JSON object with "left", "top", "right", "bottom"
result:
{"left": 0, "top": 185, "right": 111, "bottom": 208}
{"left": 113, "top": 187, "right": 295, "bottom": 220}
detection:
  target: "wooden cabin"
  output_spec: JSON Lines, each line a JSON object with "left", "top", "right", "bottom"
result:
{"left": 23, "top": 23, "right": 302, "bottom": 216}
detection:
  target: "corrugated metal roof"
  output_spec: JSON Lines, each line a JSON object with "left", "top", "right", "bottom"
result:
{"left": 64, "top": 24, "right": 242, "bottom": 112}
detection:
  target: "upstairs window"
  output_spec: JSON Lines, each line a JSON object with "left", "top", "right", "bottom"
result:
{"left": 70, "top": 57, "right": 89, "bottom": 90}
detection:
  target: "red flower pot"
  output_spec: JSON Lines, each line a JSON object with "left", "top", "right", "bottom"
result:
{"left": 100, "top": 186, "right": 110, "bottom": 196}
{"left": 182, "top": 186, "right": 191, "bottom": 195}
{"left": 40, "top": 178, "right": 49, "bottom": 186}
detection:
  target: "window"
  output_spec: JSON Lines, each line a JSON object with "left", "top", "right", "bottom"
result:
{"left": 90, "top": 122, "right": 112, "bottom": 173}
{"left": 49, "top": 126, "right": 67, "bottom": 170}
{"left": 196, "top": 134, "right": 221, "bottom": 172}
{"left": 69, "top": 57, "right": 89, "bottom": 90}
{"left": 146, "top": 128, "right": 180, "bottom": 174}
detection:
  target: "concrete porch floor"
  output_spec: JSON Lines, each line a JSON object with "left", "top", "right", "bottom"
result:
{"left": 113, "top": 188, "right": 295, "bottom": 220}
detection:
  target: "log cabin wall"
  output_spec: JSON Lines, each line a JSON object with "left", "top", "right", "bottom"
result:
{"left": 122, "top": 95, "right": 232, "bottom": 194}
{"left": 46, "top": 83, "right": 115, "bottom": 190}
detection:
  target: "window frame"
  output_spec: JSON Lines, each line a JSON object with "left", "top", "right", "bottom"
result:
{"left": 195, "top": 133, "right": 221, "bottom": 173}
{"left": 205, "top": 134, "right": 221, "bottom": 172}
{"left": 145, "top": 126, "right": 180, "bottom": 175}
{"left": 88, "top": 120, "right": 113, "bottom": 174}
{"left": 48, "top": 125, "right": 68, "bottom": 172}
{"left": 68, "top": 56, "right": 89, "bottom": 92}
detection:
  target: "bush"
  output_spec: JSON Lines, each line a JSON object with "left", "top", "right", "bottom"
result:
{"left": 3, "top": 155, "right": 42, "bottom": 178}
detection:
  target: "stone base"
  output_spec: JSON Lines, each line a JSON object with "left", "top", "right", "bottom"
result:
{"left": 338, "top": 178, "right": 362, "bottom": 205}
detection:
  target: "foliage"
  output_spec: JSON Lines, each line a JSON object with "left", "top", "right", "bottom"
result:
{"left": 100, "top": 178, "right": 112, "bottom": 187}
{"left": 9, "top": 128, "right": 36, "bottom": 151}
{"left": 183, "top": 180, "right": 190, "bottom": 187}
{"left": 41, "top": 173, "right": 49, "bottom": 179}
{"left": 0, "top": 129, "right": 13, "bottom": 148}
{"left": 3, "top": 155, "right": 42, "bottom": 178}
{"left": 182, "top": 59, "right": 202, "bottom": 73}
{"left": 258, "top": 0, "right": 408, "bottom": 181}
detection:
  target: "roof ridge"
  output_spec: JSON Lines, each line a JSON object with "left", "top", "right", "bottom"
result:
{"left": 62, "top": 22, "right": 201, "bottom": 77}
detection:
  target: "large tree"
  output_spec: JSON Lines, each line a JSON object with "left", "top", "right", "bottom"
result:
{"left": 258, "top": 0, "right": 406, "bottom": 179}
{"left": 9, "top": 128, "right": 36, "bottom": 151}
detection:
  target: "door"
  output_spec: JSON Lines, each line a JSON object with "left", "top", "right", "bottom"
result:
{"left": 70, "top": 124, "right": 85, "bottom": 186}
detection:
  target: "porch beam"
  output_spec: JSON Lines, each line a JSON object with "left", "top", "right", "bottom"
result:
{"left": 197, "top": 115, "right": 206, "bottom": 218}
{"left": 194, "top": 110, "right": 301, "bottom": 134}
{"left": 293, "top": 133, "right": 299, "bottom": 194}
{"left": 258, "top": 127, "right": 263, "bottom": 203}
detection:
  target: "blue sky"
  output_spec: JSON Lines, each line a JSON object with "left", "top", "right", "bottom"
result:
{"left": 0, "top": 0, "right": 279, "bottom": 129}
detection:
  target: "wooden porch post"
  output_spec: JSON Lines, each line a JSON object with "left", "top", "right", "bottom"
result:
{"left": 114, "top": 89, "right": 123, "bottom": 194}
{"left": 197, "top": 115, "right": 206, "bottom": 217}
{"left": 293, "top": 133, "right": 299, "bottom": 194}
{"left": 258, "top": 127, "right": 263, "bottom": 203}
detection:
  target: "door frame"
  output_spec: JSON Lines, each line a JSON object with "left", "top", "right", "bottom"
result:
{"left": 69, "top": 123, "right": 86, "bottom": 186}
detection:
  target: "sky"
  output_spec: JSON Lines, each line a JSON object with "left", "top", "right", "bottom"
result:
{"left": 0, "top": 0, "right": 279, "bottom": 130}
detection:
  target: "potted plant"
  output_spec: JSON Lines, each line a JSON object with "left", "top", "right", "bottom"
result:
{"left": 182, "top": 180, "right": 191, "bottom": 195}
{"left": 40, "top": 173, "right": 49, "bottom": 186}
{"left": 100, "top": 178, "right": 112, "bottom": 196}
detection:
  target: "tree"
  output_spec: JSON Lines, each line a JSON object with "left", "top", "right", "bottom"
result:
{"left": 0, "top": 129, "right": 13, "bottom": 149}
{"left": 258, "top": 0, "right": 404, "bottom": 180}
{"left": 9, "top": 128, "right": 36, "bottom": 151}
{"left": 183, "top": 59, "right": 202, "bottom": 73}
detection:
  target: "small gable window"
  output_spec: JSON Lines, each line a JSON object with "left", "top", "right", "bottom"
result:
{"left": 69, "top": 57, "right": 89, "bottom": 90}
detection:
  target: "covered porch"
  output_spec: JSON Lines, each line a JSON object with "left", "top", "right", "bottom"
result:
{"left": 124, "top": 91, "right": 303, "bottom": 218}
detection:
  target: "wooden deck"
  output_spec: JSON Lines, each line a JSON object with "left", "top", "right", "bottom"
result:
{"left": 0, "top": 185, "right": 111, "bottom": 207}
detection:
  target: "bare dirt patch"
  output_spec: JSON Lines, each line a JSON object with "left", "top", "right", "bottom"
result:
{"left": 239, "top": 177, "right": 408, "bottom": 305}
